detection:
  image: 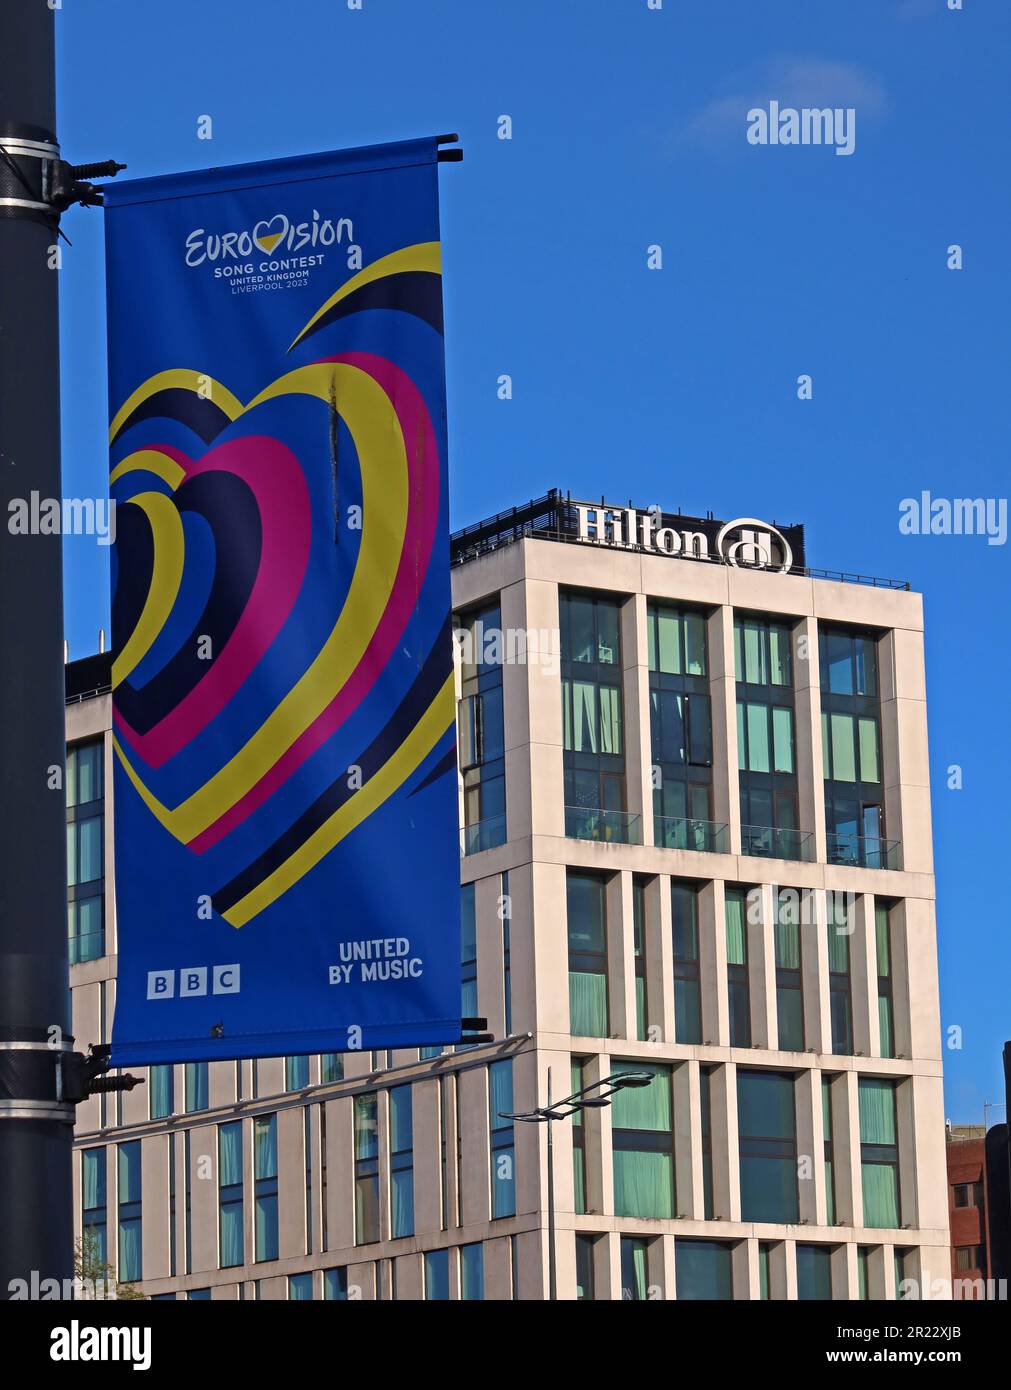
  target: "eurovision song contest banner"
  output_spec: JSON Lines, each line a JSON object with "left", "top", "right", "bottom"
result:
{"left": 104, "top": 139, "right": 460, "bottom": 1064}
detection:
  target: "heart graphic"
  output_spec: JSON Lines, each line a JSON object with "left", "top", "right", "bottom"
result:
{"left": 253, "top": 214, "right": 288, "bottom": 254}
{"left": 109, "top": 244, "right": 453, "bottom": 927}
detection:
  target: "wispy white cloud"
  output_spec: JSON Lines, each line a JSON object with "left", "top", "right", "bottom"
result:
{"left": 676, "top": 56, "right": 887, "bottom": 152}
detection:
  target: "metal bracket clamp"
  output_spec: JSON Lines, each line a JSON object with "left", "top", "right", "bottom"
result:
{"left": 0, "top": 133, "right": 60, "bottom": 221}
{"left": 0, "top": 1036, "right": 76, "bottom": 1125}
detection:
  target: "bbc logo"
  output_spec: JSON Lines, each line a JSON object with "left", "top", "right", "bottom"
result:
{"left": 147, "top": 965, "right": 240, "bottom": 999}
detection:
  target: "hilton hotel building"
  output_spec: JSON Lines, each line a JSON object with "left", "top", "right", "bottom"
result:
{"left": 66, "top": 490, "right": 949, "bottom": 1301}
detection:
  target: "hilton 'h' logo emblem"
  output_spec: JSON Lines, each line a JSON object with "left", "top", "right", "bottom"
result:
{"left": 716, "top": 518, "right": 794, "bottom": 573}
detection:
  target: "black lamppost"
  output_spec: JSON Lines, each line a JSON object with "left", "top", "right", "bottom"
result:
{"left": 500, "top": 1066, "right": 655, "bottom": 1300}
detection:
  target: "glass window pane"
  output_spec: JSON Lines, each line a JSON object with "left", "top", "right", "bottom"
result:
{"left": 797, "top": 1245, "right": 833, "bottom": 1299}
{"left": 772, "top": 707, "right": 794, "bottom": 773}
{"left": 725, "top": 889, "right": 746, "bottom": 966}
{"left": 826, "top": 634, "right": 853, "bottom": 694}
{"left": 610, "top": 1062, "right": 672, "bottom": 1131}
{"left": 77, "top": 816, "right": 103, "bottom": 884}
{"left": 597, "top": 601, "right": 620, "bottom": 665}
{"left": 746, "top": 704, "right": 770, "bottom": 773}
{"left": 658, "top": 610, "right": 680, "bottom": 674}
{"left": 736, "top": 701, "right": 746, "bottom": 771}
{"left": 770, "top": 627, "right": 792, "bottom": 686}
{"left": 744, "top": 625, "right": 764, "bottom": 684}
{"left": 685, "top": 613, "right": 706, "bottom": 675}
{"left": 599, "top": 685, "right": 623, "bottom": 755}
{"left": 566, "top": 595, "right": 595, "bottom": 664}
{"left": 676, "top": 1240, "right": 732, "bottom": 1300}
{"left": 859, "top": 1079, "right": 896, "bottom": 1145}
{"left": 830, "top": 714, "right": 856, "bottom": 782}
{"left": 354, "top": 1095, "right": 378, "bottom": 1160}
{"left": 859, "top": 718, "right": 880, "bottom": 783}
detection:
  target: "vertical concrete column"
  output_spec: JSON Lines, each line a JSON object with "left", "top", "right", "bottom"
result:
{"left": 794, "top": 615, "right": 826, "bottom": 860}
{"left": 700, "top": 878, "right": 729, "bottom": 1046}
{"left": 413, "top": 1077, "right": 442, "bottom": 1237}
{"left": 607, "top": 870, "right": 636, "bottom": 1041}
{"left": 241, "top": 1118, "right": 255, "bottom": 1277}
{"left": 624, "top": 593, "right": 653, "bottom": 845}
{"left": 457, "top": 1065, "right": 491, "bottom": 1226}
{"left": 796, "top": 1067, "right": 825, "bottom": 1226}
{"left": 604, "top": 1232, "right": 622, "bottom": 1301}
{"left": 894, "top": 897, "right": 942, "bottom": 1063}
{"left": 834, "top": 1243, "right": 859, "bottom": 1300}
{"left": 140, "top": 1133, "right": 170, "bottom": 1281}
{"left": 673, "top": 1060, "right": 706, "bottom": 1219}
{"left": 867, "top": 1243, "right": 888, "bottom": 1299}
{"left": 783, "top": 1239, "right": 799, "bottom": 1300}
{"left": 804, "top": 888, "right": 833, "bottom": 1055}
{"left": 277, "top": 1105, "right": 305, "bottom": 1258}
{"left": 475, "top": 872, "right": 506, "bottom": 1040}
{"left": 710, "top": 1061, "right": 740, "bottom": 1222}
{"left": 737, "top": 1239, "right": 761, "bottom": 1300}
{"left": 851, "top": 892, "right": 879, "bottom": 1059}
{"left": 328, "top": 1095, "right": 355, "bottom": 1250}
{"left": 530, "top": 860, "right": 569, "bottom": 1036}
{"left": 652, "top": 872, "right": 676, "bottom": 1043}
{"left": 483, "top": 1236, "right": 512, "bottom": 1300}
{"left": 708, "top": 605, "right": 740, "bottom": 852}
{"left": 749, "top": 882, "right": 777, "bottom": 1050}
{"left": 905, "top": 1073, "right": 948, "bottom": 1237}
{"left": 659, "top": 1237, "right": 676, "bottom": 1301}
{"left": 585, "top": 1051, "right": 612, "bottom": 1219}
{"left": 188, "top": 1123, "right": 217, "bottom": 1273}
{"left": 837, "top": 1071, "right": 863, "bottom": 1229}
{"left": 502, "top": 577, "right": 564, "bottom": 839}
{"left": 504, "top": 860, "right": 537, "bottom": 1037}
{"left": 879, "top": 624, "right": 932, "bottom": 875}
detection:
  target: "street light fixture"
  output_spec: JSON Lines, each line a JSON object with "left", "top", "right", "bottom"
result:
{"left": 500, "top": 1067, "right": 656, "bottom": 1300}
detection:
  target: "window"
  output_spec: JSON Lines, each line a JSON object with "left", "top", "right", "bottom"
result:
{"left": 561, "top": 591, "right": 628, "bottom": 840}
{"left": 66, "top": 740, "right": 105, "bottom": 964}
{"left": 775, "top": 889, "right": 804, "bottom": 1050}
{"left": 501, "top": 870, "right": 512, "bottom": 1035}
{"left": 185, "top": 1062, "right": 208, "bottom": 1113}
{"left": 632, "top": 877, "right": 648, "bottom": 1041}
{"left": 324, "top": 1267, "right": 348, "bottom": 1300}
{"left": 285, "top": 1055, "right": 310, "bottom": 1090}
{"left": 571, "top": 1060, "right": 587, "bottom": 1215}
{"left": 859, "top": 1079, "right": 900, "bottom": 1227}
{"left": 188, "top": 1288, "right": 210, "bottom": 1301}
{"left": 953, "top": 1182, "right": 983, "bottom": 1209}
{"left": 737, "top": 1070, "right": 799, "bottom": 1224}
{"left": 289, "top": 1272, "right": 313, "bottom": 1300}
{"left": 827, "top": 893, "right": 853, "bottom": 1055}
{"left": 725, "top": 887, "right": 750, "bottom": 1047}
{"left": 820, "top": 626, "right": 889, "bottom": 868}
{"left": 620, "top": 1236, "right": 650, "bottom": 1300}
{"left": 320, "top": 1052, "right": 344, "bottom": 1084}
{"left": 354, "top": 1094, "right": 379, "bottom": 1244}
{"left": 700, "top": 1065, "right": 714, "bottom": 1219}
{"left": 894, "top": 1247, "right": 916, "bottom": 1299}
{"left": 735, "top": 617, "right": 799, "bottom": 858}
{"left": 675, "top": 1239, "right": 733, "bottom": 1300}
{"left": 797, "top": 1244, "right": 833, "bottom": 1300}
{"left": 117, "top": 1142, "right": 142, "bottom": 1284}
{"left": 489, "top": 1060, "right": 515, "bottom": 1218}
{"left": 457, "top": 602, "right": 506, "bottom": 853}
{"left": 648, "top": 603, "right": 713, "bottom": 849}
{"left": 611, "top": 1062, "right": 674, "bottom": 1219}
{"left": 458, "top": 882, "right": 478, "bottom": 1048}
{"left": 955, "top": 1246, "right": 984, "bottom": 1273}
{"left": 81, "top": 1148, "right": 107, "bottom": 1269}
{"left": 150, "top": 1064, "right": 174, "bottom": 1120}
{"left": 875, "top": 900, "right": 895, "bottom": 1058}
{"left": 567, "top": 871, "right": 608, "bottom": 1037}
{"left": 759, "top": 1241, "right": 773, "bottom": 1300}
{"left": 390, "top": 1086, "right": 414, "bottom": 1239}
{"left": 823, "top": 1077, "right": 837, "bottom": 1226}
{"left": 218, "top": 1121, "right": 244, "bottom": 1268}
{"left": 671, "top": 882, "right": 702, "bottom": 1044}
{"left": 424, "top": 1249, "right": 450, "bottom": 1301}
{"left": 858, "top": 1246, "right": 871, "bottom": 1300}
{"left": 575, "top": 1235, "right": 597, "bottom": 1300}
{"left": 254, "top": 1114, "right": 278, "bottom": 1261}
{"left": 460, "top": 1243, "right": 484, "bottom": 1300}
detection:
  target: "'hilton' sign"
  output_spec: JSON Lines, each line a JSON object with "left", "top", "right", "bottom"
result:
{"left": 572, "top": 502, "right": 804, "bottom": 574}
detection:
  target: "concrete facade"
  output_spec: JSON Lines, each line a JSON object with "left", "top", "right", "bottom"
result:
{"left": 68, "top": 525, "right": 949, "bottom": 1300}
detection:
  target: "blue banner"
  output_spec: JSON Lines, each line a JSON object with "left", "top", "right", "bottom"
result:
{"left": 105, "top": 140, "right": 460, "bottom": 1064}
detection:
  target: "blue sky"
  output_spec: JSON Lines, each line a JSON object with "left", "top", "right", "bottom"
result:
{"left": 56, "top": 0, "right": 1009, "bottom": 1120}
